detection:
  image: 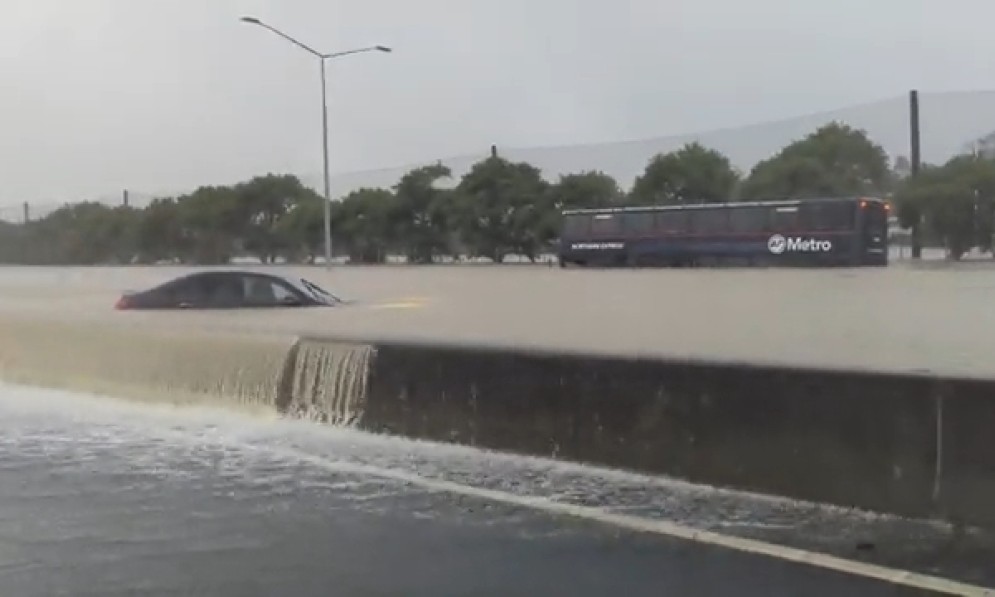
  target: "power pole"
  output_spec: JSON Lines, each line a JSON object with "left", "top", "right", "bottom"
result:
{"left": 123, "top": 189, "right": 129, "bottom": 208}
{"left": 909, "top": 89, "right": 922, "bottom": 259}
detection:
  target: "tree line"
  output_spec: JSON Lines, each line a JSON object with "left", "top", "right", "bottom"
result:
{"left": 1, "top": 121, "right": 994, "bottom": 265}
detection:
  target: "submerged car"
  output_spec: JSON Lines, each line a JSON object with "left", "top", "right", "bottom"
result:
{"left": 114, "top": 270, "right": 344, "bottom": 310}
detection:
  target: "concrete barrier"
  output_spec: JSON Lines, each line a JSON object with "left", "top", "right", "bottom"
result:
{"left": 354, "top": 339, "right": 995, "bottom": 528}
{"left": 1, "top": 314, "right": 992, "bottom": 528}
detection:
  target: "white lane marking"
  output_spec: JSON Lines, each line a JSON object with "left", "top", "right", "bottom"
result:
{"left": 255, "top": 444, "right": 993, "bottom": 597}
{"left": 0, "top": 383, "right": 987, "bottom": 595}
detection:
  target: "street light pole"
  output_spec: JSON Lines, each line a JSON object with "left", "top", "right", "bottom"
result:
{"left": 319, "top": 58, "right": 332, "bottom": 268}
{"left": 240, "top": 16, "right": 391, "bottom": 269}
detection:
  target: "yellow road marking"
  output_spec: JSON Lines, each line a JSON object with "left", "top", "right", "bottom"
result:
{"left": 366, "top": 297, "right": 431, "bottom": 310}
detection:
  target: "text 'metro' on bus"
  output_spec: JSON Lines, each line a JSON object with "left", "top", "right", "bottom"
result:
{"left": 558, "top": 197, "right": 889, "bottom": 268}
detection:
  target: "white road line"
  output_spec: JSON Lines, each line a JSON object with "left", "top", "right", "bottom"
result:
{"left": 258, "top": 444, "right": 993, "bottom": 597}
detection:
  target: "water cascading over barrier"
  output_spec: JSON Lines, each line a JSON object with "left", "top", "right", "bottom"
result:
{"left": 0, "top": 315, "right": 294, "bottom": 415}
{"left": 1, "top": 314, "right": 994, "bottom": 531}
{"left": 276, "top": 338, "right": 374, "bottom": 425}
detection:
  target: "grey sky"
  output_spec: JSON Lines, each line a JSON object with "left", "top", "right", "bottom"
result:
{"left": 3, "top": 0, "right": 995, "bottom": 207}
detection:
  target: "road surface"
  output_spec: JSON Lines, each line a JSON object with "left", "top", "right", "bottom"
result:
{"left": 0, "top": 383, "right": 990, "bottom": 596}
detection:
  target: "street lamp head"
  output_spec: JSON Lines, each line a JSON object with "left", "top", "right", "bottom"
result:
{"left": 240, "top": 16, "right": 261, "bottom": 25}
{"left": 375, "top": 45, "right": 392, "bottom": 53}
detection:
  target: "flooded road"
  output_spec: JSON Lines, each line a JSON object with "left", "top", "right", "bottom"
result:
{"left": 0, "top": 384, "right": 990, "bottom": 596}
{"left": 5, "top": 264, "right": 995, "bottom": 378}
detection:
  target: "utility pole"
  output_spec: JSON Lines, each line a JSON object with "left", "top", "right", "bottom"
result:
{"left": 909, "top": 89, "right": 922, "bottom": 259}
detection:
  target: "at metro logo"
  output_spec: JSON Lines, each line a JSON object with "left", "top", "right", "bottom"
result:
{"left": 786, "top": 237, "right": 832, "bottom": 252}
{"left": 767, "top": 234, "right": 833, "bottom": 254}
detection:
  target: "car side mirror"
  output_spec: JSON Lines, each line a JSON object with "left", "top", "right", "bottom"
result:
{"left": 281, "top": 295, "right": 302, "bottom": 306}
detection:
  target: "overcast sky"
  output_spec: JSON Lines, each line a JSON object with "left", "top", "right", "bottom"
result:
{"left": 2, "top": 0, "right": 994, "bottom": 207}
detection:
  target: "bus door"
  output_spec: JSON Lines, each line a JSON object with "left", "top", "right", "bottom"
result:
{"left": 861, "top": 200, "right": 888, "bottom": 262}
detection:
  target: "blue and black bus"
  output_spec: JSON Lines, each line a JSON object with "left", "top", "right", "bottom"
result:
{"left": 558, "top": 196, "right": 889, "bottom": 268}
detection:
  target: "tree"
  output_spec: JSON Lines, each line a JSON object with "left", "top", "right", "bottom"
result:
{"left": 332, "top": 188, "right": 396, "bottom": 264}
{"left": 274, "top": 195, "right": 324, "bottom": 264}
{"left": 135, "top": 198, "right": 183, "bottom": 264}
{"left": 895, "top": 155, "right": 995, "bottom": 259}
{"left": 235, "top": 174, "right": 318, "bottom": 263}
{"left": 175, "top": 185, "right": 242, "bottom": 264}
{"left": 549, "top": 171, "right": 623, "bottom": 211}
{"left": 7, "top": 118, "right": 995, "bottom": 267}
{"left": 393, "top": 163, "right": 454, "bottom": 264}
{"left": 740, "top": 122, "right": 890, "bottom": 200}
{"left": 455, "top": 156, "right": 550, "bottom": 262}
{"left": 629, "top": 143, "right": 739, "bottom": 205}
{"left": 942, "top": 155, "right": 995, "bottom": 253}
{"left": 0, "top": 220, "right": 28, "bottom": 263}
{"left": 18, "top": 202, "right": 140, "bottom": 265}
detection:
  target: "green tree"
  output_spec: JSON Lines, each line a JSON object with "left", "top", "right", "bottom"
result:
{"left": 942, "top": 154, "right": 995, "bottom": 253}
{"left": 0, "top": 220, "right": 28, "bottom": 263}
{"left": 895, "top": 155, "right": 995, "bottom": 259}
{"left": 175, "top": 186, "right": 242, "bottom": 264}
{"left": 549, "top": 171, "right": 623, "bottom": 211}
{"left": 235, "top": 174, "right": 318, "bottom": 263}
{"left": 274, "top": 195, "right": 324, "bottom": 264}
{"left": 629, "top": 143, "right": 739, "bottom": 205}
{"left": 135, "top": 198, "right": 183, "bottom": 264}
{"left": 332, "top": 188, "right": 396, "bottom": 264}
{"left": 740, "top": 122, "right": 890, "bottom": 200}
{"left": 22, "top": 202, "right": 140, "bottom": 265}
{"left": 393, "top": 163, "right": 454, "bottom": 263}
{"left": 455, "top": 156, "right": 550, "bottom": 262}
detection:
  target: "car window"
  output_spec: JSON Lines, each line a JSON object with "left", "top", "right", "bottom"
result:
{"left": 242, "top": 275, "right": 298, "bottom": 306}
{"left": 204, "top": 275, "right": 245, "bottom": 306}
{"left": 156, "top": 276, "right": 207, "bottom": 304}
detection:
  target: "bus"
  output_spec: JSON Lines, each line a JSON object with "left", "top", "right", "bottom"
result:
{"left": 558, "top": 196, "right": 889, "bottom": 268}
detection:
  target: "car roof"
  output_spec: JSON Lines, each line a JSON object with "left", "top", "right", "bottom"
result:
{"left": 151, "top": 269, "right": 298, "bottom": 288}
{"left": 171, "top": 269, "right": 292, "bottom": 280}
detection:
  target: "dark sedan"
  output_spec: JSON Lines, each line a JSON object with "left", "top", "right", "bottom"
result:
{"left": 114, "top": 270, "right": 344, "bottom": 310}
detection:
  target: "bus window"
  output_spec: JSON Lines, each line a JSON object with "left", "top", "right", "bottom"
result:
{"left": 729, "top": 206, "right": 769, "bottom": 233}
{"left": 623, "top": 212, "right": 654, "bottom": 235}
{"left": 655, "top": 210, "right": 688, "bottom": 234}
{"left": 800, "top": 201, "right": 856, "bottom": 231}
{"left": 689, "top": 208, "right": 727, "bottom": 234}
{"left": 562, "top": 214, "right": 590, "bottom": 238}
{"left": 590, "top": 213, "right": 621, "bottom": 237}
{"left": 769, "top": 205, "right": 799, "bottom": 231}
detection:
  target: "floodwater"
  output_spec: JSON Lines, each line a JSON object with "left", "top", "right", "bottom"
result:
{"left": 4, "top": 264, "right": 995, "bottom": 377}
{"left": 0, "top": 383, "right": 991, "bottom": 596}
{"left": 2, "top": 264, "right": 995, "bottom": 594}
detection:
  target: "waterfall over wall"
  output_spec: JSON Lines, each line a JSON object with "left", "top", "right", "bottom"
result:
{"left": 0, "top": 315, "right": 294, "bottom": 414}
{"left": 277, "top": 338, "right": 375, "bottom": 425}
